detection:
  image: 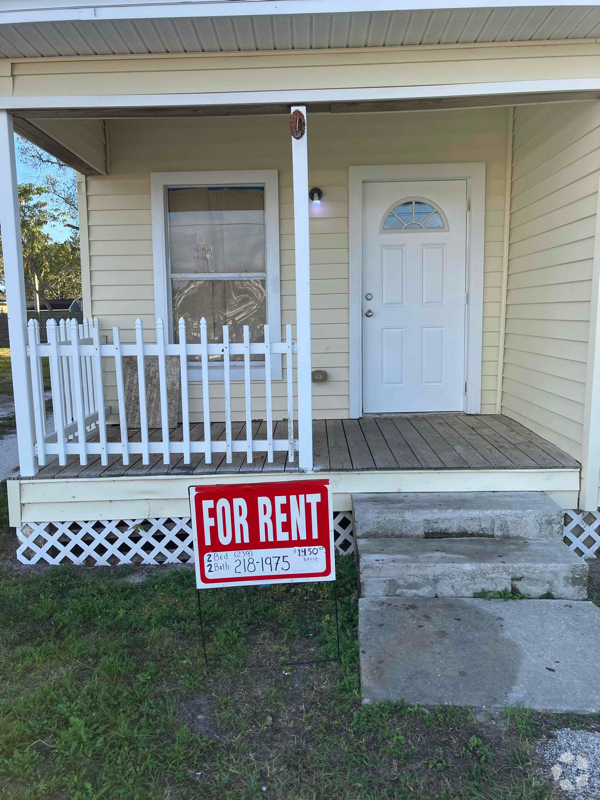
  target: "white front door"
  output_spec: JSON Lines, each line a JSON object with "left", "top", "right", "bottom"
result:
{"left": 362, "top": 179, "right": 468, "bottom": 413}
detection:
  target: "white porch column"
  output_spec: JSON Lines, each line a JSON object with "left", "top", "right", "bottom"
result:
{"left": 580, "top": 181, "right": 600, "bottom": 511}
{"left": 0, "top": 111, "right": 37, "bottom": 476}
{"left": 290, "top": 105, "right": 313, "bottom": 470}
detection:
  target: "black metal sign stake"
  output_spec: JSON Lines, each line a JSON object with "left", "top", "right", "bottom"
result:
{"left": 197, "top": 589, "right": 209, "bottom": 668}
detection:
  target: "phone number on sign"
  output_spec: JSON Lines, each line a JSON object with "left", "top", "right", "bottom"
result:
{"left": 204, "top": 547, "right": 326, "bottom": 578}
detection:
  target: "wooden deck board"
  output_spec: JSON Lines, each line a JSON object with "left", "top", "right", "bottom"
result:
{"left": 265, "top": 420, "right": 289, "bottom": 473}
{"left": 458, "top": 415, "right": 539, "bottom": 469}
{"left": 343, "top": 419, "right": 376, "bottom": 471}
{"left": 392, "top": 417, "right": 445, "bottom": 469}
{"left": 312, "top": 420, "right": 330, "bottom": 472}
{"left": 326, "top": 419, "right": 353, "bottom": 471}
{"left": 169, "top": 423, "right": 205, "bottom": 474}
{"left": 28, "top": 414, "right": 580, "bottom": 479}
{"left": 482, "top": 416, "right": 563, "bottom": 469}
{"left": 490, "top": 415, "right": 581, "bottom": 469}
{"left": 443, "top": 415, "right": 515, "bottom": 469}
{"left": 373, "top": 417, "right": 422, "bottom": 469}
{"left": 359, "top": 417, "right": 398, "bottom": 470}
{"left": 408, "top": 416, "right": 468, "bottom": 469}
{"left": 425, "top": 415, "right": 492, "bottom": 469}
{"left": 243, "top": 421, "right": 268, "bottom": 473}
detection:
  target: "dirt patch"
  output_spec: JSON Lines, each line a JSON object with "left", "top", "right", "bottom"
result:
{"left": 180, "top": 695, "right": 219, "bottom": 739}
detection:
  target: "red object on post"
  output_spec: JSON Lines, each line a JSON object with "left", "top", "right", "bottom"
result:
{"left": 190, "top": 479, "right": 334, "bottom": 589}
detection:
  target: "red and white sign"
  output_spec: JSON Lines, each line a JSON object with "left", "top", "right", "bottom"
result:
{"left": 190, "top": 479, "right": 334, "bottom": 588}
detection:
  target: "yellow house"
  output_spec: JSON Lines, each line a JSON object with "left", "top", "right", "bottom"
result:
{"left": 2, "top": 0, "right": 600, "bottom": 569}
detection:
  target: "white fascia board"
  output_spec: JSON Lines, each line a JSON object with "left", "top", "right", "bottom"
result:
{"left": 3, "top": 78, "right": 600, "bottom": 112}
{"left": 0, "top": 1, "right": 596, "bottom": 26}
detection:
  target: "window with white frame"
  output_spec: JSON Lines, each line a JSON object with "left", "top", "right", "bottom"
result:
{"left": 151, "top": 170, "right": 281, "bottom": 378}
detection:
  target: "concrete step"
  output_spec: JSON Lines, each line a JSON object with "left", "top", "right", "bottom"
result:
{"left": 359, "top": 597, "right": 600, "bottom": 712}
{"left": 353, "top": 491, "right": 563, "bottom": 540}
{"left": 357, "top": 537, "right": 588, "bottom": 600}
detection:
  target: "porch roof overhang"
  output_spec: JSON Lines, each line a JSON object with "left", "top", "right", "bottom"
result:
{"left": 9, "top": 81, "right": 600, "bottom": 177}
{"left": 1, "top": 2, "right": 600, "bottom": 59}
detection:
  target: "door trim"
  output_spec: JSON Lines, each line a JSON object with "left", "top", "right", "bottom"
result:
{"left": 349, "top": 163, "right": 486, "bottom": 417}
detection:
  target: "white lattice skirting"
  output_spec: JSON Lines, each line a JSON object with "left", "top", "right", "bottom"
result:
{"left": 564, "top": 510, "right": 600, "bottom": 558}
{"left": 16, "top": 512, "right": 356, "bottom": 566}
{"left": 16, "top": 509, "right": 600, "bottom": 566}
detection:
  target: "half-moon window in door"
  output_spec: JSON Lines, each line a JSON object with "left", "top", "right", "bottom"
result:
{"left": 382, "top": 198, "right": 448, "bottom": 232}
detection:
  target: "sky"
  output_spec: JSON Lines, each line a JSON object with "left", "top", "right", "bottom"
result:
{"left": 15, "top": 135, "right": 72, "bottom": 242}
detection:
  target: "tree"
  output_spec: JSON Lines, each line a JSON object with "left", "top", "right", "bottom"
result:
{"left": 0, "top": 183, "right": 81, "bottom": 310}
{"left": 0, "top": 137, "right": 81, "bottom": 310}
{"left": 17, "top": 136, "right": 79, "bottom": 227}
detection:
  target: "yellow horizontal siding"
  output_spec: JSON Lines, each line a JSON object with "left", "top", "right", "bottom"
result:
{"left": 10, "top": 42, "right": 600, "bottom": 98}
{"left": 87, "top": 105, "right": 509, "bottom": 420}
{"left": 502, "top": 99, "right": 600, "bottom": 461}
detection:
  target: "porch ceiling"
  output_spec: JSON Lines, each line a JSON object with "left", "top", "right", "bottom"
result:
{"left": 1, "top": 4, "right": 600, "bottom": 59}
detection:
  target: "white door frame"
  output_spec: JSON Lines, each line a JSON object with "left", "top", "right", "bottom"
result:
{"left": 349, "top": 163, "right": 486, "bottom": 417}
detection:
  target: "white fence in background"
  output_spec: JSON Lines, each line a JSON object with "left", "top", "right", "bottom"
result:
{"left": 27, "top": 316, "right": 298, "bottom": 468}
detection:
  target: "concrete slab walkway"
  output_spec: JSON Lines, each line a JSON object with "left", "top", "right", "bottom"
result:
{"left": 359, "top": 597, "right": 600, "bottom": 713}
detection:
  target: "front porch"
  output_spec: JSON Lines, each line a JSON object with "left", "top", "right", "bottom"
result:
{"left": 10, "top": 412, "right": 583, "bottom": 567}
{"left": 30, "top": 413, "right": 580, "bottom": 479}
{"left": 2, "top": 87, "right": 599, "bottom": 528}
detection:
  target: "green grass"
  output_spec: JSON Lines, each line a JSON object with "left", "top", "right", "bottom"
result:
{"left": 0, "top": 348, "right": 13, "bottom": 396}
{"left": 0, "top": 491, "right": 598, "bottom": 798}
{"left": 0, "top": 482, "right": 8, "bottom": 559}
{"left": 473, "top": 588, "right": 530, "bottom": 601}
{"left": 0, "top": 348, "right": 50, "bottom": 397}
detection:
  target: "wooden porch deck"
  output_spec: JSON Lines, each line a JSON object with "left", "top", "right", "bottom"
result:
{"left": 31, "top": 414, "right": 580, "bottom": 480}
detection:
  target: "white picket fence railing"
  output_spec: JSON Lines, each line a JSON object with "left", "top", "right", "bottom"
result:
{"left": 27, "top": 317, "right": 102, "bottom": 465}
{"left": 27, "top": 316, "right": 298, "bottom": 468}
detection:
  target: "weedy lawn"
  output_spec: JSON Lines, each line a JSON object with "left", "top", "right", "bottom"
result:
{"left": 0, "top": 348, "right": 13, "bottom": 396}
{"left": 0, "top": 481, "right": 598, "bottom": 799}
{"left": 0, "top": 348, "right": 50, "bottom": 397}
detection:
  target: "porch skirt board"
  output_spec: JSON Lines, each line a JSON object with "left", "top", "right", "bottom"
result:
{"left": 15, "top": 511, "right": 356, "bottom": 566}
{"left": 14, "top": 509, "right": 600, "bottom": 566}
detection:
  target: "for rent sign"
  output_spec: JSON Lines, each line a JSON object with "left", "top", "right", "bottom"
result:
{"left": 190, "top": 480, "right": 334, "bottom": 589}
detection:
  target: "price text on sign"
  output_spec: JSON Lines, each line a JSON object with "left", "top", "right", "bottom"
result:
{"left": 190, "top": 480, "right": 334, "bottom": 588}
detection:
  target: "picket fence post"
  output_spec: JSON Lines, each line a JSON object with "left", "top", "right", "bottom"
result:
{"left": 91, "top": 317, "right": 108, "bottom": 465}
{"left": 58, "top": 318, "right": 74, "bottom": 426}
{"left": 156, "top": 318, "right": 170, "bottom": 465}
{"left": 70, "top": 317, "right": 87, "bottom": 465}
{"left": 179, "top": 317, "right": 191, "bottom": 464}
{"left": 200, "top": 316, "right": 211, "bottom": 463}
{"left": 27, "top": 319, "right": 46, "bottom": 466}
{"left": 113, "top": 324, "right": 130, "bottom": 466}
{"left": 83, "top": 318, "right": 95, "bottom": 416}
{"left": 223, "top": 324, "right": 232, "bottom": 463}
{"left": 264, "top": 323, "right": 273, "bottom": 462}
{"left": 286, "top": 323, "right": 294, "bottom": 461}
{"left": 135, "top": 317, "right": 149, "bottom": 464}
{"left": 47, "top": 319, "right": 67, "bottom": 465}
{"left": 243, "top": 324, "right": 252, "bottom": 463}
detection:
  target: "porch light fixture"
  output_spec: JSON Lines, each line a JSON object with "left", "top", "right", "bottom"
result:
{"left": 309, "top": 187, "right": 323, "bottom": 207}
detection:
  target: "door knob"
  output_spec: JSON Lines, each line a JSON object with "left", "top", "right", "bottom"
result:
{"left": 365, "top": 309, "right": 373, "bottom": 317}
